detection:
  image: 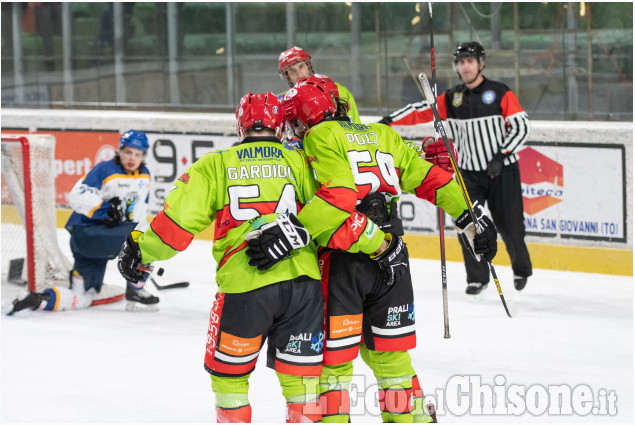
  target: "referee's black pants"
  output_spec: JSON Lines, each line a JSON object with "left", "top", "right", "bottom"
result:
{"left": 459, "top": 162, "right": 533, "bottom": 284}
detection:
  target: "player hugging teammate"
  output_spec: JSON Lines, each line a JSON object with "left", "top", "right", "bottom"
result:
{"left": 117, "top": 46, "right": 498, "bottom": 422}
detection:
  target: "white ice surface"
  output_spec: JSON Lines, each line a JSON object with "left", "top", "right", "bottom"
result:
{"left": 1, "top": 230, "right": 632, "bottom": 424}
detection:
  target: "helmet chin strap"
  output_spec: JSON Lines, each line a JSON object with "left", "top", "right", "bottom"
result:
{"left": 463, "top": 70, "right": 481, "bottom": 85}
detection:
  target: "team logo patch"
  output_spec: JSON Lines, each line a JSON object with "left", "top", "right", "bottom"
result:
{"left": 219, "top": 332, "right": 262, "bottom": 356}
{"left": 329, "top": 314, "right": 363, "bottom": 339}
{"left": 311, "top": 332, "right": 325, "bottom": 353}
{"left": 283, "top": 139, "right": 302, "bottom": 151}
{"left": 249, "top": 215, "right": 268, "bottom": 230}
{"left": 272, "top": 105, "right": 279, "bottom": 114}
{"left": 482, "top": 90, "right": 496, "bottom": 104}
{"left": 452, "top": 92, "right": 463, "bottom": 107}
{"left": 178, "top": 172, "right": 190, "bottom": 184}
{"left": 364, "top": 220, "right": 377, "bottom": 239}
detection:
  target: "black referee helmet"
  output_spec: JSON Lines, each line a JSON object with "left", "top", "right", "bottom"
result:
{"left": 452, "top": 42, "right": 486, "bottom": 73}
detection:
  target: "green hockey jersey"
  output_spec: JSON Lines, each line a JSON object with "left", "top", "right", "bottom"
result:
{"left": 137, "top": 139, "right": 321, "bottom": 294}
{"left": 296, "top": 119, "right": 469, "bottom": 254}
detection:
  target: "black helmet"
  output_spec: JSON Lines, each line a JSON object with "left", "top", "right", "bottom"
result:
{"left": 453, "top": 42, "right": 486, "bottom": 63}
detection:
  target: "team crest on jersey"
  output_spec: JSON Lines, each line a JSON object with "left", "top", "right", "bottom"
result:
{"left": 178, "top": 172, "right": 190, "bottom": 184}
{"left": 452, "top": 92, "right": 463, "bottom": 107}
{"left": 482, "top": 90, "right": 496, "bottom": 104}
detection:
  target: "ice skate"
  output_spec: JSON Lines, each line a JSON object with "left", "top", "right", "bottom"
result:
{"left": 5, "top": 290, "right": 49, "bottom": 316}
{"left": 514, "top": 275, "right": 528, "bottom": 291}
{"left": 465, "top": 282, "right": 488, "bottom": 300}
{"left": 125, "top": 285, "right": 159, "bottom": 312}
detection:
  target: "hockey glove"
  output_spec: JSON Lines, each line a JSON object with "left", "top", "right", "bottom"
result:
{"left": 105, "top": 197, "right": 124, "bottom": 227}
{"left": 371, "top": 233, "right": 409, "bottom": 286}
{"left": 455, "top": 202, "right": 498, "bottom": 263}
{"left": 486, "top": 152, "right": 507, "bottom": 179}
{"left": 422, "top": 137, "right": 458, "bottom": 173}
{"left": 245, "top": 213, "right": 311, "bottom": 271}
{"left": 117, "top": 231, "right": 151, "bottom": 284}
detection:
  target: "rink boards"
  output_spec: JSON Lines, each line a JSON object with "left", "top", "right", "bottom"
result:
{"left": 1, "top": 109, "right": 632, "bottom": 276}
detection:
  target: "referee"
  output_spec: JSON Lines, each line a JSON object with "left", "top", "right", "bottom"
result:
{"left": 380, "top": 41, "right": 532, "bottom": 295}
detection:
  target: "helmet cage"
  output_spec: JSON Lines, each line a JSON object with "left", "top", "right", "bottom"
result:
{"left": 282, "top": 84, "right": 336, "bottom": 139}
{"left": 287, "top": 117, "right": 309, "bottom": 140}
{"left": 278, "top": 47, "right": 314, "bottom": 87}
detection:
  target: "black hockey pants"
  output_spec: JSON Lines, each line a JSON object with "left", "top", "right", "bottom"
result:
{"left": 459, "top": 162, "right": 533, "bottom": 284}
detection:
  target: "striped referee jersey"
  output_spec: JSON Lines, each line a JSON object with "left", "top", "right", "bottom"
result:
{"left": 387, "top": 77, "right": 530, "bottom": 171}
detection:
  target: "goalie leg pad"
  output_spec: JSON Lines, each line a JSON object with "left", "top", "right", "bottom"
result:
{"left": 42, "top": 287, "right": 77, "bottom": 311}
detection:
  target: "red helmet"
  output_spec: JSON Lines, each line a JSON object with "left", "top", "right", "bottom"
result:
{"left": 236, "top": 92, "right": 284, "bottom": 141}
{"left": 282, "top": 83, "right": 336, "bottom": 139}
{"left": 278, "top": 46, "right": 314, "bottom": 86}
{"left": 297, "top": 74, "right": 340, "bottom": 99}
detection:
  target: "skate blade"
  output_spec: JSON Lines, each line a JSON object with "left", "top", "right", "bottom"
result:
{"left": 466, "top": 290, "right": 488, "bottom": 302}
{"left": 125, "top": 301, "right": 159, "bottom": 313}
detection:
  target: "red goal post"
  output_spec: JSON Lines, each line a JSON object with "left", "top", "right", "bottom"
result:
{"left": 1, "top": 134, "right": 67, "bottom": 292}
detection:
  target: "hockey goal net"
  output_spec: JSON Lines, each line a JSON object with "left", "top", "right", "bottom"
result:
{"left": 2, "top": 134, "right": 71, "bottom": 292}
{"left": 1, "top": 134, "right": 124, "bottom": 305}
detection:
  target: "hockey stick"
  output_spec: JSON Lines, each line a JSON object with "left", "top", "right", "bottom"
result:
{"left": 427, "top": 1, "right": 451, "bottom": 338}
{"left": 418, "top": 72, "right": 513, "bottom": 319}
{"left": 403, "top": 51, "right": 451, "bottom": 336}
{"left": 149, "top": 268, "right": 190, "bottom": 290}
{"left": 150, "top": 276, "right": 190, "bottom": 290}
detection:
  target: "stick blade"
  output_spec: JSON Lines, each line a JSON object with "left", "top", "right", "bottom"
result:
{"left": 418, "top": 73, "right": 436, "bottom": 104}
{"left": 151, "top": 277, "right": 190, "bottom": 290}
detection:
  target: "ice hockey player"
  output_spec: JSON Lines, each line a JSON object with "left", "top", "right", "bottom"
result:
{"left": 117, "top": 92, "right": 325, "bottom": 423}
{"left": 246, "top": 81, "right": 498, "bottom": 422}
{"left": 4, "top": 130, "right": 158, "bottom": 316}
{"left": 378, "top": 41, "right": 532, "bottom": 295}
{"left": 278, "top": 46, "right": 360, "bottom": 124}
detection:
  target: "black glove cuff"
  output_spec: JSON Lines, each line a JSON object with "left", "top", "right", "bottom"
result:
{"left": 378, "top": 206, "right": 404, "bottom": 236}
{"left": 454, "top": 210, "right": 472, "bottom": 231}
{"left": 492, "top": 151, "right": 507, "bottom": 164}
